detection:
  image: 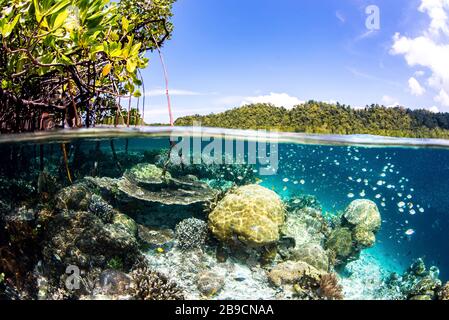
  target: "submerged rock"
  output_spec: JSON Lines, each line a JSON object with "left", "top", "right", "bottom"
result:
{"left": 137, "top": 225, "right": 174, "bottom": 251}
{"left": 325, "top": 227, "right": 354, "bottom": 262}
{"left": 97, "top": 270, "right": 132, "bottom": 296}
{"left": 42, "top": 210, "right": 140, "bottom": 275}
{"left": 55, "top": 183, "right": 91, "bottom": 211}
{"left": 208, "top": 184, "right": 285, "bottom": 248}
{"left": 196, "top": 271, "right": 225, "bottom": 297}
{"left": 290, "top": 243, "right": 329, "bottom": 272}
{"left": 113, "top": 212, "right": 138, "bottom": 237}
{"left": 268, "top": 260, "right": 324, "bottom": 287}
{"left": 281, "top": 206, "right": 329, "bottom": 251}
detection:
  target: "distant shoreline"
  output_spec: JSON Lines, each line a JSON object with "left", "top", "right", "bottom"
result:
{"left": 173, "top": 102, "right": 449, "bottom": 140}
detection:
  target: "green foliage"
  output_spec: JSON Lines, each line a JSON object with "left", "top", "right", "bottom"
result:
{"left": 106, "top": 256, "right": 124, "bottom": 270}
{"left": 0, "top": 0, "right": 175, "bottom": 131}
{"left": 175, "top": 101, "right": 449, "bottom": 139}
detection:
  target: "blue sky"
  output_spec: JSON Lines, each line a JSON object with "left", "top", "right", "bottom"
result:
{"left": 140, "top": 0, "right": 449, "bottom": 123}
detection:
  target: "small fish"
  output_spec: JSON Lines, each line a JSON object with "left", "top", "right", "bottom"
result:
{"left": 405, "top": 229, "right": 415, "bottom": 236}
{"left": 156, "top": 247, "right": 165, "bottom": 253}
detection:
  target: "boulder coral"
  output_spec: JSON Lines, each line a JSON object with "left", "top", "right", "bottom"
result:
{"left": 208, "top": 184, "right": 285, "bottom": 247}
{"left": 343, "top": 199, "right": 381, "bottom": 231}
{"left": 325, "top": 199, "right": 382, "bottom": 265}
{"left": 325, "top": 227, "right": 354, "bottom": 261}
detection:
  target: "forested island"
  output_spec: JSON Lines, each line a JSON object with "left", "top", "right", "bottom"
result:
{"left": 174, "top": 102, "right": 449, "bottom": 139}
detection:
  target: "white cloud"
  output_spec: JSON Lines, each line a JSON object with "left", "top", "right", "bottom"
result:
{"left": 419, "top": 0, "right": 449, "bottom": 36}
{"left": 435, "top": 89, "right": 449, "bottom": 106}
{"left": 429, "top": 106, "right": 440, "bottom": 112}
{"left": 382, "top": 95, "right": 401, "bottom": 107}
{"left": 336, "top": 11, "right": 346, "bottom": 23}
{"left": 391, "top": 0, "right": 449, "bottom": 109}
{"left": 240, "top": 92, "right": 304, "bottom": 109}
{"left": 408, "top": 77, "right": 426, "bottom": 96}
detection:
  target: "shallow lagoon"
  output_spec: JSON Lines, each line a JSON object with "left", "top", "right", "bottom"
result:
{"left": 1, "top": 127, "right": 448, "bottom": 300}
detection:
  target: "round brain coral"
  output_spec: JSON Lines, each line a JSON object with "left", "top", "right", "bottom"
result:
{"left": 208, "top": 184, "right": 285, "bottom": 247}
{"left": 343, "top": 199, "right": 381, "bottom": 231}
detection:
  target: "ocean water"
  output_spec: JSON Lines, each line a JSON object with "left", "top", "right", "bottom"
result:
{"left": 1, "top": 127, "right": 449, "bottom": 299}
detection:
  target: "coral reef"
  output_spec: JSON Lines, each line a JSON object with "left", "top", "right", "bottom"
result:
{"left": 287, "top": 195, "right": 322, "bottom": 212}
{"left": 175, "top": 218, "right": 208, "bottom": 251}
{"left": 155, "top": 151, "right": 257, "bottom": 189}
{"left": 281, "top": 207, "right": 329, "bottom": 248}
{"left": 137, "top": 225, "right": 174, "bottom": 251}
{"left": 280, "top": 205, "right": 330, "bottom": 269}
{"left": 268, "top": 260, "right": 324, "bottom": 288}
{"left": 318, "top": 273, "right": 344, "bottom": 300}
{"left": 113, "top": 212, "right": 138, "bottom": 237}
{"left": 55, "top": 183, "right": 92, "bottom": 212}
{"left": 89, "top": 194, "right": 114, "bottom": 224}
{"left": 325, "top": 227, "right": 354, "bottom": 262}
{"left": 438, "top": 282, "right": 449, "bottom": 300}
{"left": 145, "top": 246, "right": 277, "bottom": 300}
{"left": 290, "top": 243, "right": 329, "bottom": 272}
{"left": 129, "top": 265, "right": 184, "bottom": 300}
{"left": 325, "top": 199, "right": 382, "bottom": 265}
{"left": 267, "top": 260, "right": 342, "bottom": 300}
{"left": 1, "top": 142, "right": 447, "bottom": 302}
{"left": 85, "top": 164, "right": 218, "bottom": 228}
{"left": 95, "top": 269, "right": 132, "bottom": 297}
{"left": 343, "top": 199, "right": 381, "bottom": 231}
{"left": 196, "top": 271, "right": 225, "bottom": 297}
{"left": 42, "top": 210, "right": 140, "bottom": 283}
{"left": 126, "top": 163, "right": 171, "bottom": 185}
{"left": 208, "top": 184, "right": 285, "bottom": 248}
{"left": 385, "top": 258, "right": 443, "bottom": 300}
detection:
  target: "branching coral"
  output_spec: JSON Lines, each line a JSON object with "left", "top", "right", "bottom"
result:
{"left": 438, "top": 282, "right": 449, "bottom": 300}
{"left": 318, "top": 273, "right": 344, "bottom": 300}
{"left": 89, "top": 194, "right": 114, "bottom": 224}
{"left": 175, "top": 218, "right": 208, "bottom": 251}
{"left": 129, "top": 265, "right": 184, "bottom": 300}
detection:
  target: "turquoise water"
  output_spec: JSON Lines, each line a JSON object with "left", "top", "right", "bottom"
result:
{"left": 1, "top": 127, "right": 449, "bottom": 299}
{"left": 126, "top": 135, "right": 449, "bottom": 280}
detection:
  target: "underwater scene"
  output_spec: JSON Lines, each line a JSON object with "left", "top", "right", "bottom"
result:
{"left": 1, "top": 129, "right": 449, "bottom": 301}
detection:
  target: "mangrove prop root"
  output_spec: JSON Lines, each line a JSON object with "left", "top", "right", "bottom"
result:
{"left": 162, "top": 140, "right": 183, "bottom": 176}
{"left": 110, "top": 140, "right": 123, "bottom": 174}
{"left": 61, "top": 143, "right": 73, "bottom": 184}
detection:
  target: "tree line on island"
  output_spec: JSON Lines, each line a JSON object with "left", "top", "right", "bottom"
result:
{"left": 174, "top": 101, "right": 449, "bottom": 139}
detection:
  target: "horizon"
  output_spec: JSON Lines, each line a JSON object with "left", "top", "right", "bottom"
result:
{"left": 138, "top": 0, "right": 449, "bottom": 124}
